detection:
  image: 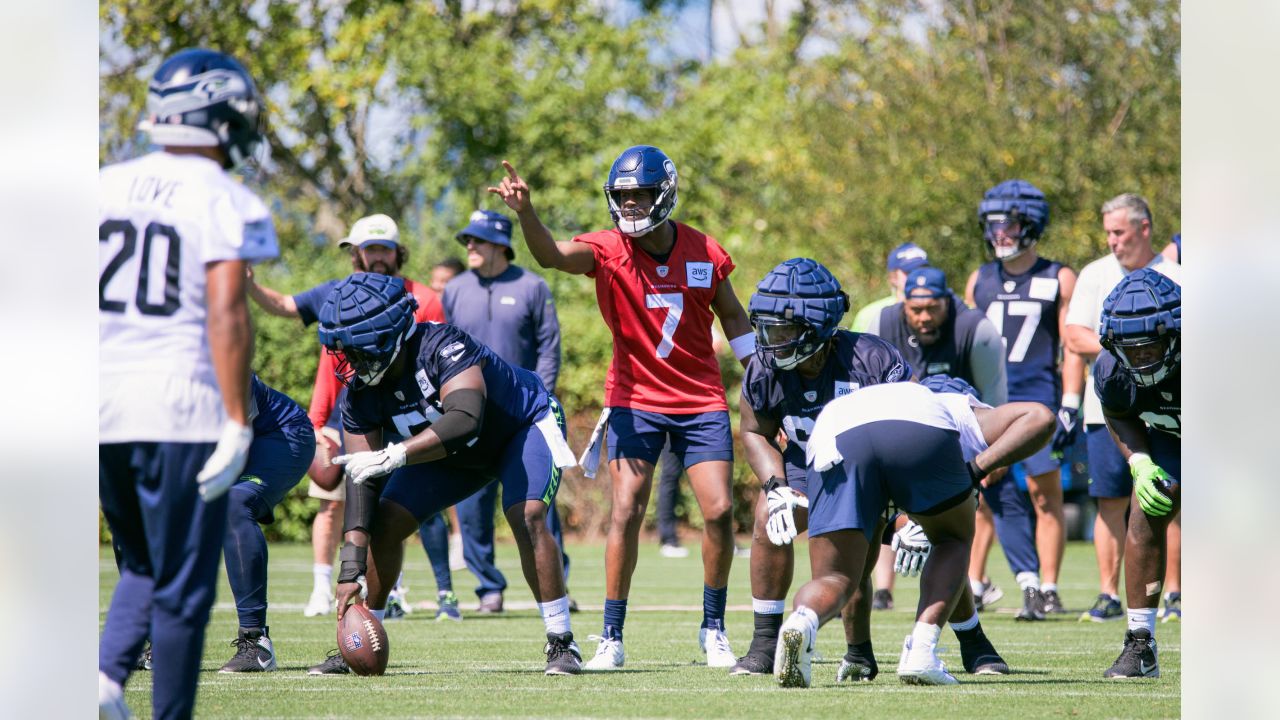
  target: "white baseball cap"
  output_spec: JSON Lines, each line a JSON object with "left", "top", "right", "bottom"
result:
{"left": 338, "top": 213, "right": 400, "bottom": 248}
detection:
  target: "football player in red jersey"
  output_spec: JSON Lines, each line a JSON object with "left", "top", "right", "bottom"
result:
{"left": 490, "top": 147, "right": 756, "bottom": 669}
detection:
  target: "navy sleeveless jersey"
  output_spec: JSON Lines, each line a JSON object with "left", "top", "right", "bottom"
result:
{"left": 342, "top": 323, "right": 549, "bottom": 469}
{"left": 878, "top": 295, "right": 983, "bottom": 384}
{"left": 1093, "top": 353, "right": 1180, "bottom": 438}
{"left": 972, "top": 258, "right": 1063, "bottom": 407}
{"left": 741, "top": 329, "right": 910, "bottom": 473}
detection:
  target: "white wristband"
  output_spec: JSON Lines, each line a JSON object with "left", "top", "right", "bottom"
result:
{"left": 729, "top": 332, "right": 756, "bottom": 361}
{"left": 1060, "top": 393, "right": 1081, "bottom": 410}
{"left": 1127, "top": 452, "right": 1151, "bottom": 468}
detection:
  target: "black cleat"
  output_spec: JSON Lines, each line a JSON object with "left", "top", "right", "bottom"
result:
{"left": 1015, "top": 587, "right": 1046, "bottom": 621}
{"left": 219, "top": 627, "right": 276, "bottom": 673}
{"left": 308, "top": 649, "right": 351, "bottom": 675}
{"left": 872, "top": 589, "right": 893, "bottom": 611}
{"left": 1041, "top": 589, "right": 1067, "bottom": 614}
{"left": 955, "top": 626, "right": 1010, "bottom": 675}
{"left": 1104, "top": 629, "right": 1160, "bottom": 679}
{"left": 135, "top": 643, "right": 152, "bottom": 671}
{"left": 836, "top": 642, "right": 878, "bottom": 682}
{"left": 729, "top": 651, "right": 774, "bottom": 676}
{"left": 567, "top": 596, "right": 580, "bottom": 614}
{"left": 544, "top": 631, "right": 583, "bottom": 675}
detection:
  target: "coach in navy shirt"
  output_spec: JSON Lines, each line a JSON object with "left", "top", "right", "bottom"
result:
{"left": 444, "top": 209, "right": 570, "bottom": 612}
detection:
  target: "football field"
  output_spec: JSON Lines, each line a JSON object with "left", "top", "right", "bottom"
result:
{"left": 99, "top": 539, "right": 1179, "bottom": 719}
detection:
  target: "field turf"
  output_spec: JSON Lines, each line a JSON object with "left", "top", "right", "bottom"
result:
{"left": 100, "top": 539, "right": 1179, "bottom": 718}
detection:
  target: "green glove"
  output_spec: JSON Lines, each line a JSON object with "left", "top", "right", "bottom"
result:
{"left": 1129, "top": 453, "right": 1176, "bottom": 517}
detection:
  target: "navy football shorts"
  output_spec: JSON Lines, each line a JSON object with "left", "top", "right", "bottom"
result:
{"left": 235, "top": 423, "right": 314, "bottom": 524}
{"left": 806, "top": 420, "right": 973, "bottom": 541}
{"left": 606, "top": 407, "right": 734, "bottom": 467}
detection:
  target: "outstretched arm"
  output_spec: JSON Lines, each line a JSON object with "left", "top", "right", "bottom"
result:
{"left": 971, "top": 401, "right": 1055, "bottom": 475}
{"left": 488, "top": 160, "right": 595, "bottom": 275}
{"left": 246, "top": 265, "right": 301, "bottom": 319}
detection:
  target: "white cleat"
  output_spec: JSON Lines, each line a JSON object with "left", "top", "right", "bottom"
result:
{"left": 99, "top": 671, "right": 133, "bottom": 720}
{"left": 774, "top": 616, "right": 815, "bottom": 688}
{"left": 584, "top": 635, "right": 625, "bottom": 670}
{"left": 304, "top": 587, "right": 333, "bottom": 617}
{"left": 700, "top": 626, "right": 737, "bottom": 668}
{"left": 659, "top": 543, "right": 690, "bottom": 559}
{"left": 896, "top": 635, "right": 959, "bottom": 686}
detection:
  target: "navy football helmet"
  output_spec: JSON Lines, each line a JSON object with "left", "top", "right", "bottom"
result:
{"left": 920, "top": 374, "right": 979, "bottom": 399}
{"left": 139, "top": 48, "right": 264, "bottom": 169}
{"left": 317, "top": 273, "right": 419, "bottom": 388}
{"left": 1099, "top": 268, "right": 1181, "bottom": 387}
{"left": 977, "top": 179, "right": 1050, "bottom": 260}
{"left": 748, "top": 258, "right": 849, "bottom": 371}
{"left": 603, "top": 145, "right": 678, "bottom": 237}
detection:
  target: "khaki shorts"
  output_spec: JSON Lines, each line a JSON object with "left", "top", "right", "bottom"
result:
{"left": 307, "top": 427, "right": 346, "bottom": 502}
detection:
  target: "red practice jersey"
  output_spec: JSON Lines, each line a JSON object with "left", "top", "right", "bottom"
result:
{"left": 308, "top": 276, "right": 445, "bottom": 428}
{"left": 575, "top": 223, "right": 735, "bottom": 413}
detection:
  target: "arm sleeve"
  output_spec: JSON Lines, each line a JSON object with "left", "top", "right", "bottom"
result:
{"left": 969, "top": 317, "right": 1009, "bottom": 405}
{"left": 531, "top": 279, "right": 561, "bottom": 393}
{"left": 308, "top": 347, "right": 339, "bottom": 429}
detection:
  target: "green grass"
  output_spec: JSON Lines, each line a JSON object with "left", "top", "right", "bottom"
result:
{"left": 100, "top": 540, "right": 1179, "bottom": 719}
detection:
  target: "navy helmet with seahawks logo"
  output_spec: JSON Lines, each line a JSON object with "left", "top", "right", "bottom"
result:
{"left": 603, "top": 145, "right": 678, "bottom": 237}
{"left": 139, "top": 48, "right": 265, "bottom": 169}
{"left": 1099, "top": 268, "right": 1181, "bottom": 387}
{"left": 748, "top": 258, "right": 849, "bottom": 370}
{"left": 317, "top": 273, "right": 419, "bottom": 388}
{"left": 977, "top": 179, "right": 1050, "bottom": 260}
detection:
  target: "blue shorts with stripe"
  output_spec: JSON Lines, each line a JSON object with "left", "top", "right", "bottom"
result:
{"left": 606, "top": 407, "right": 733, "bottom": 467}
{"left": 384, "top": 401, "right": 568, "bottom": 522}
{"left": 806, "top": 420, "right": 973, "bottom": 541}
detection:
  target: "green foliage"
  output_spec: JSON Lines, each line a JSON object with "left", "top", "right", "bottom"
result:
{"left": 100, "top": 0, "right": 1178, "bottom": 537}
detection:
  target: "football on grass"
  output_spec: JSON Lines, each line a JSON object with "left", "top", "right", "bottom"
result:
{"left": 338, "top": 604, "right": 389, "bottom": 676}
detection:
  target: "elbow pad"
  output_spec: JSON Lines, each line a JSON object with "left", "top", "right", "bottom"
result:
{"left": 342, "top": 473, "right": 385, "bottom": 536}
{"left": 432, "top": 388, "right": 485, "bottom": 454}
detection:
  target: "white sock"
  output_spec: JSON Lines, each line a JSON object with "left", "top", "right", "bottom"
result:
{"left": 752, "top": 597, "right": 786, "bottom": 615}
{"left": 949, "top": 612, "right": 979, "bottom": 633}
{"left": 791, "top": 605, "right": 820, "bottom": 636}
{"left": 371, "top": 608, "right": 386, "bottom": 622}
{"left": 538, "top": 596, "right": 572, "bottom": 635}
{"left": 393, "top": 572, "right": 406, "bottom": 594}
{"left": 1015, "top": 572, "right": 1041, "bottom": 591}
{"left": 911, "top": 621, "right": 942, "bottom": 648}
{"left": 969, "top": 577, "right": 986, "bottom": 596}
{"left": 1127, "top": 608, "right": 1157, "bottom": 635}
{"left": 1041, "top": 582, "right": 1058, "bottom": 594}
{"left": 313, "top": 563, "right": 333, "bottom": 592}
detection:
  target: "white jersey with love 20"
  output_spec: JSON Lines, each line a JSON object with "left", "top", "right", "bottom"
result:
{"left": 99, "top": 152, "right": 278, "bottom": 443}
{"left": 805, "top": 382, "right": 992, "bottom": 473}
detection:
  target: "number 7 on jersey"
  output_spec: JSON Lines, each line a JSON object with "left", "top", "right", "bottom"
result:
{"left": 645, "top": 293, "right": 684, "bottom": 358}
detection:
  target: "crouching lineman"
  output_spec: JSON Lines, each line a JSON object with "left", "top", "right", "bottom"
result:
{"left": 1095, "top": 269, "right": 1181, "bottom": 679}
{"left": 307, "top": 273, "right": 582, "bottom": 676}
{"left": 217, "top": 374, "right": 315, "bottom": 671}
{"left": 733, "top": 259, "right": 1009, "bottom": 682}
{"left": 774, "top": 381, "right": 1054, "bottom": 687}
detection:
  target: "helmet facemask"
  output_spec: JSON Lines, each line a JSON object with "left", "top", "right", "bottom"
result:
{"left": 329, "top": 324, "right": 410, "bottom": 389}
{"left": 1107, "top": 334, "right": 1179, "bottom": 388}
{"left": 752, "top": 314, "right": 823, "bottom": 371}
{"left": 606, "top": 182, "right": 675, "bottom": 237}
{"left": 981, "top": 211, "right": 1037, "bottom": 260}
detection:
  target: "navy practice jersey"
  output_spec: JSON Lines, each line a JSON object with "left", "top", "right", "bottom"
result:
{"left": 1094, "top": 352, "right": 1181, "bottom": 438}
{"left": 741, "top": 329, "right": 910, "bottom": 473}
{"left": 249, "top": 374, "right": 310, "bottom": 436}
{"left": 973, "top": 258, "right": 1063, "bottom": 407}
{"left": 342, "top": 323, "right": 550, "bottom": 469}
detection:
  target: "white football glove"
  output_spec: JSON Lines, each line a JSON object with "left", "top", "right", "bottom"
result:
{"left": 765, "top": 486, "right": 809, "bottom": 546}
{"left": 333, "top": 442, "right": 408, "bottom": 484}
{"left": 196, "top": 420, "right": 254, "bottom": 502}
{"left": 891, "top": 519, "right": 932, "bottom": 577}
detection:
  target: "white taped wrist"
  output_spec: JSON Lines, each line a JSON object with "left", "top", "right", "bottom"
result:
{"left": 1060, "top": 393, "right": 1081, "bottom": 410}
{"left": 1127, "top": 452, "right": 1151, "bottom": 467}
{"left": 729, "top": 332, "right": 756, "bottom": 360}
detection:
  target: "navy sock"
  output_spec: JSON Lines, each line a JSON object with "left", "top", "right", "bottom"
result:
{"left": 702, "top": 585, "right": 727, "bottom": 629}
{"left": 602, "top": 598, "right": 628, "bottom": 640}
{"left": 419, "top": 514, "right": 453, "bottom": 593}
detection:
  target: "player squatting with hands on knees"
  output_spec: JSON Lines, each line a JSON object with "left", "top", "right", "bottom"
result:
{"left": 489, "top": 147, "right": 756, "bottom": 669}
{"left": 312, "top": 273, "right": 583, "bottom": 676}
{"left": 1094, "top": 268, "right": 1181, "bottom": 679}
{"left": 731, "top": 259, "right": 1011, "bottom": 682}
{"left": 99, "top": 48, "right": 279, "bottom": 719}
{"left": 773, "top": 379, "right": 1055, "bottom": 688}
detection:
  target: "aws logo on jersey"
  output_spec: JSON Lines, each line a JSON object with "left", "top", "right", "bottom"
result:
{"left": 834, "top": 380, "right": 861, "bottom": 398}
{"left": 686, "top": 261, "right": 713, "bottom": 288}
